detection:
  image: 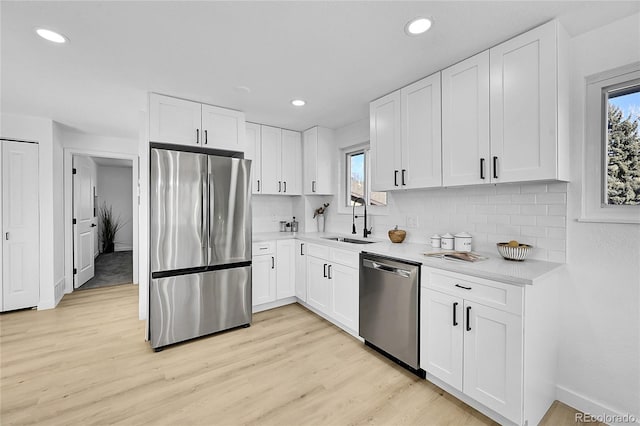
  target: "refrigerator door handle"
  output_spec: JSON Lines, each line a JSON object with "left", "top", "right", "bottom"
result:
{"left": 201, "top": 174, "right": 206, "bottom": 249}
{"left": 208, "top": 172, "right": 214, "bottom": 253}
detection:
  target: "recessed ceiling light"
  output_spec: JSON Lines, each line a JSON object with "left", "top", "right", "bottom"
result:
{"left": 405, "top": 17, "right": 432, "bottom": 36}
{"left": 291, "top": 99, "right": 306, "bottom": 107}
{"left": 36, "top": 28, "right": 67, "bottom": 44}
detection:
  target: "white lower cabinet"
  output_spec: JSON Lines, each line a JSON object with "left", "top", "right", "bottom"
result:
{"left": 421, "top": 266, "right": 558, "bottom": 426}
{"left": 295, "top": 240, "right": 307, "bottom": 301}
{"left": 305, "top": 243, "right": 359, "bottom": 334}
{"left": 252, "top": 251, "right": 276, "bottom": 306}
{"left": 276, "top": 240, "right": 295, "bottom": 299}
{"left": 252, "top": 240, "right": 297, "bottom": 309}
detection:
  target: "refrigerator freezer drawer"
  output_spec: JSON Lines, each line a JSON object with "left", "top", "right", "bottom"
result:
{"left": 149, "top": 266, "right": 251, "bottom": 349}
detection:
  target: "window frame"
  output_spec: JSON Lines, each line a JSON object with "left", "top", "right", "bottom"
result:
{"left": 338, "top": 143, "right": 389, "bottom": 216}
{"left": 582, "top": 63, "right": 640, "bottom": 224}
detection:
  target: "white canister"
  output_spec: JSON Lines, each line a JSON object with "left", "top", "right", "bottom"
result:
{"left": 441, "top": 233, "right": 454, "bottom": 250}
{"left": 430, "top": 234, "right": 441, "bottom": 248}
{"left": 454, "top": 232, "right": 473, "bottom": 252}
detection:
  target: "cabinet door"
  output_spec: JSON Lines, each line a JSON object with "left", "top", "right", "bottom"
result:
{"left": 295, "top": 241, "right": 307, "bottom": 301}
{"left": 463, "top": 301, "right": 523, "bottom": 424}
{"left": 281, "top": 130, "right": 302, "bottom": 195}
{"left": 441, "top": 52, "right": 490, "bottom": 186}
{"left": 329, "top": 263, "right": 358, "bottom": 332}
{"left": 401, "top": 73, "right": 442, "bottom": 189}
{"left": 302, "top": 127, "right": 318, "bottom": 194}
{"left": 490, "top": 21, "right": 557, "bottom": 183}
{"left": 252, "top": 254, "right": 276, "bottom": 306}
{"left": 306, "top": 256, "right": 330, "bottom": 313}
{"left": 370, "top": 90, "right": 402, "bottom": 191}
{"left": 245, "top": 123, "right": 262, "bottom": 194}
{"left": 421, "top": 290, "right": 463, "bottom": 390}
{"left": 260, "top": 125, "right": 282, "bottom": 194}
{"left": 276, "top": 240, "right": 295, "bottom": 299}
{"left": 149, "top": 94, "right": 202, "bottom": 146}
{"left": 201, "top": 104, "right": 246, "bottom": 152}
{"left": 2, "top": 141, "right": 39, "bottom": 311}
{"left": 315, "top": 127, "right": 334, "bottom": 194}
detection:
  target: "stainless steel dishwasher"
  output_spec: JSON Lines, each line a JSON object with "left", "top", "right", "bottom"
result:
{"left": 359, "top": 252, "right": 424, "bottom": 377}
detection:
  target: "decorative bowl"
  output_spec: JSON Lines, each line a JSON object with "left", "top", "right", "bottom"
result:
{"left": 388, "top": 229, "right": 406, "bottom": 243}
{"left": 496, "top": 242, "right": 532, "bottom": 261}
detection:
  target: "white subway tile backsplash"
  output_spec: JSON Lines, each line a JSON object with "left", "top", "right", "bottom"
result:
{"left": 476, "top": 204, "right": 497, "bottom": 215}
{"left": 547, "top": 204, "right": 566, "bottom": 216}
{"left": 521, "top": 204, "right": 548, "bottom": 216}
{"left": 521, "top": 183, "right": 547, "bottom": 194}
{"left": 490, "top": 194, "right": 513, "bottom": 204}
{"left": 536, "top": 215, "right": 566, "bottom": 228}
{"left": 488, "top": 214, "right": 510, "bottom": 224}
{"left": 469, "top": 214, "right": 488, "bottom": 224}
{"left": 495, "top": 224, "right": 521, "bottom": 236}
{"left": 496, "top": 184, "right": 521, "bottom": 195}
{"left": 537, "top": 238, "right": 566, "bottom": 251}
{"left": 547, "top": 227, "right": 566, "bottom": 239}
{"left": 511, "top": 194, "right": 536, "bottom": 204}
{"left": 511, "top": 215, "right": 537, "bottom": 226}
{"left": 536, "top": 192, "right": 566, "bottom": 204}
{"left": 500, "top": 204, "right": 521, "bottom": 215}
{"left": 521, "top": 226, "right": 547, "bottom": 238}
{"left": 547, "top": 182, "right": 568, "bottom": 192}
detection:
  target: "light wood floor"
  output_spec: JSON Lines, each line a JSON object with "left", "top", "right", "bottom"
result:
{"left": 1, "top": 284, "right": 596, "bottom": 426}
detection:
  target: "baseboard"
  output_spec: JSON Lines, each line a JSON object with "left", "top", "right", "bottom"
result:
{"left": 37, "top": 299, "right": 56, "bottom": 310}
{"left": 115, "top": 245, "right": 133, "bottom": 252}
{"left": 54, "top": 277, "right": 65, "bottom": 306}
{"left": 556, "top": 385, "right": 640, "bottom": 425}
{"left": 252, "top": 297, "right": 297, "bottom": 313}
{"left": 295, "top": 299, "right": 361, "bottom": 340}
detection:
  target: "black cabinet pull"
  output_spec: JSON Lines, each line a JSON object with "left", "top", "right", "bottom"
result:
{"left": 204, "top": 129, "right": 208, "bottom": 145}
{"left": 480, "top": 158, "right": 485, "bottom": 179}
{"left": 466, "top": 306, "right": 472, "bottom": 331}
{"left": 257, "top": 180, "right": 260, "bottom": 192}
{"left": 323, "top": 263, "right": 327, "bottom": 278}
{"left": 394, "top": 170, "right": 399, "bottom": 186}
{"left": 196, "top": 129, "right": 199, "bottom": 144}
{"left": 300, "top": 243, "right": 304, "bottom": 256}
{"left": 453, "top": 302, "right": 459, "bottom": 326}
{"left": 312, "top": 181, "right": 316, "bottom": 192}
{"left": 328, "top": 265, "right": 332, "bottom": 279}
{"left": 455, "top": 284, "right": 472, "bottom": 290}
{"left": 271, "top": 256, "right": 275, "bottom": 269}
{"left": 401, "top": 169, "right": 407, "bottom": 185}
{"left": 278, "top": 181, "right": 282, "bottom": 192}
{"left": 283, "top": 181, "right": 287, "bottom": 193}
{"left": 493, "top": 156, "right": 498, "bottom": 179}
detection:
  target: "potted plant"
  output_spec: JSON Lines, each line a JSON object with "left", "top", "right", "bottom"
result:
{"left": 98, "top": 203, "right": 123, "bottom": 253}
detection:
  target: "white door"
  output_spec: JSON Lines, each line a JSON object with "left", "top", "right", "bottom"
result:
{"left": 489, "top": 20, "right": 557, "bottom": 183}
{"left": 280, "top": 130, "right": 301, "bottom": 195}
{"left": 421, "top": 289, "right": 463, "bottom": 390}
{"left": 201, "top": 104, "right": 245, "bottom": 151}
{"left": 295, "top": 241, "right": 307, "bottom": 301}
{"left": 442, "top": 51, "right": 490, "bottom": 186}
{"left": 276, "top": 240, "right": 295, "bottom": 299}
{"left": 329, "top": 263, "right": 358, "bottom": 332}
{"left": 73, "top": 156, "right": 96, "bottom": 288}
{"left": 245, "top": 123, "right": 262, "bottom": 194}
{"left": 252, "top": 254, "right": 276, "bottom": 306}
{"left": 260, "top": 125, "right": 282, "bottom": 195}
{"left": 401, "top": 72, "right": 442, "bottom": 189}
{"left": 306, "top": 256, "right": 330, "bottom": 313}
{"left": 370, "top": 90, "right": 402, "bottom": 191}
{"left": 149, "top": 93, "right": 202, "bottom": 146}
{"left": 463, "top": 301, "right": 523, "bottom": 424}
{"left": 1, "top": 141, "right": 39, "bottom": 311}
{"left": 303, "top": 127, "right": 318, "bottom": 195}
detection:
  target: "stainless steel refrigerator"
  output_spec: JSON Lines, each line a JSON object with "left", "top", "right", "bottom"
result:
{"left": 149, "top": 147, "right": 252, "bottom": 349}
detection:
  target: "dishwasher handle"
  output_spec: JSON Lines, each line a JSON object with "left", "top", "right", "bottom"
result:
{"left": 362, "top": 259, "right": 412, "bottom": 278}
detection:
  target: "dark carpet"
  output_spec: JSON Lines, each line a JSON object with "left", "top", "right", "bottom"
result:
{"left": 78, "top": 251, "right": 133, "bottom": 290}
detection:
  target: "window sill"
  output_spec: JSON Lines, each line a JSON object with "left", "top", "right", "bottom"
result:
{"left": 577, "top": 216, "right": 640, "bottom": 225}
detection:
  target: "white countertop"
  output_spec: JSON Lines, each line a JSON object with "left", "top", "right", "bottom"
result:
{"left": 253, "top": 232, "right": 564, "bottom": 286}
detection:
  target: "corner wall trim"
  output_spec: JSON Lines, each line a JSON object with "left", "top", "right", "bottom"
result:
{"left": 556, "top": 385, "right": 640, "bottom": 426}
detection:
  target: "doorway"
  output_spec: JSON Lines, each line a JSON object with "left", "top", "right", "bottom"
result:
{"left": 64, "top": 149, "right": 139, "bottom": 294}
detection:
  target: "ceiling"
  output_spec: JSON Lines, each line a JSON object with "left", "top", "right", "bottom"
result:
{"left": 2, "top": 1, "right": 639, "bottom": 140}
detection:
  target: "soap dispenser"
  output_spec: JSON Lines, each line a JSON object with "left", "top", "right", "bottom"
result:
{"left": 291, "top": 217, "right": 299, "bottom": 233}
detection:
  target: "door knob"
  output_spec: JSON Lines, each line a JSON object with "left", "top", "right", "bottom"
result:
{"left": 90, "top": 224, "right": 97, "bottom": 227}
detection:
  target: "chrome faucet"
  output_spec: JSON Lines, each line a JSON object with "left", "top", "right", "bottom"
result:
{"left": 352, "top": 197, "right": 372, "bottom": 238}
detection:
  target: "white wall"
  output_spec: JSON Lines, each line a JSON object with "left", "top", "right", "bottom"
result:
{"left": 0, "top": 114, "right": 61, "bottom": 309}
{"left": 97, "top": 165, "right": 133, "bottom": 251}
{"left": 557, "top": 14, "right": 640, "bottom": 421}
{"left": 253, "top": 195, "right": 295, "bottom": 232}
{"left": 322, "top": 118, "right": 568, "bottom": 262}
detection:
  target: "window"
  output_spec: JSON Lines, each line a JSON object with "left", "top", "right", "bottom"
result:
{"left": 583, "top": 64, "right": 640, "bottom": 223}
{"left": 605, "top": 84, "right": 640, "bottom": 205}
{"left": 346, "top": 148, "right": 387, "bottom": 207}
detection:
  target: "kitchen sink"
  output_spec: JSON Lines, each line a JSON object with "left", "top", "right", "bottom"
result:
{"left": 323, "top": 236, "right": 376, "bottom": 244}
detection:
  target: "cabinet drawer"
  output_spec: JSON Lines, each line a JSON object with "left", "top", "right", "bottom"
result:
{"left": 423, "top": 268, "right": 522, "bottom": 315}
{"left": 252, "top": 241, "right": 275, "bottom": 255}
{"left": 306, "top": 243, "right": 330, "bottom": 259}
{"left": 329, "top": 247, "right": 359, "bottom": 268}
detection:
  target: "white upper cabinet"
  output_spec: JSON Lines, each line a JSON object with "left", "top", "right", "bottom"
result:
{"left": 281, "top": 130, "right": 302, "bottom": 195}
{"left": 490, "top": 20, "right": 568, "bottom": 182}
{"left": 244, "top": 123, "right": 262, "bottom": 194}
{"left": 201, "top": 104, "right": 245, "bottom": 152}
{"left": 303, "top": 126, "right": 334, "bottom": 195}
{"left": 442, "top": 51, "right": 491, "bottom": 186}
{"left": 260, "top": 125, "right": 282, "bottom": 195}
{"left": 149, "top": 93, "right": 246, "bottom": 151}
{"left": 370, "top": 90, "right": 402, "bottom": 191}
{"left": 401, "top": 73, "right": 442, "bottom": 188}
{"left": 149, "top": 94, "right": 202, "bottom": 146}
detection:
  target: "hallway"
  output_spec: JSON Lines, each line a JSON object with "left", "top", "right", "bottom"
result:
{"left": 78, "top": 251, "right": 133, "bottom": 290}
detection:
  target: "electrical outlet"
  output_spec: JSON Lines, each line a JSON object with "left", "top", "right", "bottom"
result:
{"left": 406, "top": 215, "right": 419, "bottom": 228}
